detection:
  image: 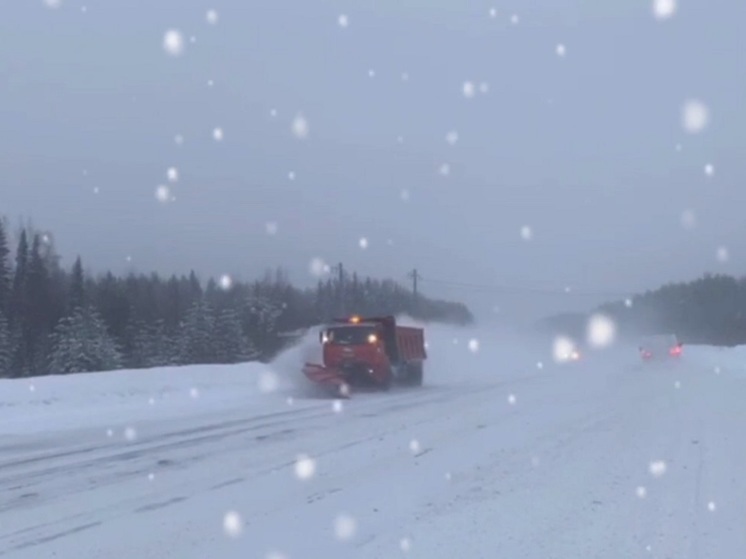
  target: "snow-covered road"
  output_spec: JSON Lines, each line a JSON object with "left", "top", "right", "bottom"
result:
{"left": 1, "top": 332, "right": 745, "bottom": 558}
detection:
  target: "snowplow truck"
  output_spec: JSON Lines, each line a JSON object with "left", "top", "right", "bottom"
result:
{"left": 302, "top": 315, "right": 426, "bottom": 395}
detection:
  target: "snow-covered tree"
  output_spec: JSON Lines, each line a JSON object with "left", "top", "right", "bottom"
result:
{"left": 242, "top": 295, "right": 283, "bottom": 359}
{"left": 178, "top": 298, "right": 216, "bottom": 364}
{"left": 48, "top": 305, "right": 123, "bottom": 374}
{"left": 0, "top": 311, "right": 11, "bottom": 377}
{"left": 214, "top": 307, "right": 258, "bottom": 363}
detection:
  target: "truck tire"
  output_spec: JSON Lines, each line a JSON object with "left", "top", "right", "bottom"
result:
{"left": 408, "top": 362, "right": 423, "bottom": 386}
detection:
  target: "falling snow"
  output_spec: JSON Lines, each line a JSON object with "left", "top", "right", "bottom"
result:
{"left": 258, "top": 371, "right": 280, "bottom": 393}
{"left": 163, "top": 30, "right": 185, "bottom": 56}
{"left": 553, "top": 336, "right": 577, "bottom": 363}
{"left": 479, "top": 82, "right": 489, "bottom": 94}
{"left": 704, "top": 163, "right": 715, "bottom": 176}
{"left": 309, "top": 258, "right": 328, "bottom": 277}
{"left": 462, "top": 81, "right": 476, "bottom": 98}
{"left": 489, "top": 8, "right": 498, "bottom": 18}
{"left": 189, "top": 387, "right": 200, "bottom": 399}
{"left": 124, "top": 427, "right": 137, "bottom": 442}
{"left": 167, "top": 167, "right": 178, "bottom": 182}
{"left": 44, "top": 0, "right": 62, "bottom": 9}
{"left": 106, "top": 428, "right": 113, "bottom": 437}
{"left": 680, "top": 209, "right": 696, "bottom": 229}
{"left": 294, "top": 454, "right": 316, "bottom": 480}
{"left": 707, "top": 501, "right": 716, "bottom": 512}
{"left": 212, "top": 127, "right": 224, "bottom": 141}
{"left": 439, "top": 163, "right": 451, "bottom": 176}
{"left": 587, "top": 314, "right": 616, "bottom": 348}
{"left": 682, "top": 99, "right": 710, "bottom": 134}
{"left": 401, "top": 189, "right": 410, "bottom": 201}
{"left": 265, "top": 222, "right": 278, "bottom": 235}
{"left": 507, "top": 394, "right": 517, "bottom": 405}
{"left": 510, "top": 14, "right": 520, "bottom": 25}
{"left": 649, "top": 460, "right": 667, "bottom": 477}
{"left": 223, "top": 511, "right": 244, "bottom": 537}
{"left": 332, "top": 400, "right": 344, "bottom": 413}
{"left": 174, "top": 134, "right": 184, "bottom": 145}
{"left": 446, "top": 130, "right": 459, "bottom": 145}
{"left": 625, "top": 298, "right": 633, "bottom": 307}
{"left": 206, "top": 9, "right": 219, "bottom": 25}
{"left": 338, "top": 14, "right": 349, "bottom": 28}
{"left": 148, "top": 473, "right": 155, "bottom": 481}
{"left": 155, "top": 185, "right": 170, "bottom": 203}
{"left": 288, "top": 171, "right": 296, "bottom": 180}
{"left": 291, "top": 114, "right": 309, "bottom": 139}
{"left": 556, "top": 44, "right": 567, "bottom": 57}
{"left": 218, "top": 274, "right": 233, "bottom": 290}
{"left": 358, "top": 237, "right": 369, "bottom": 249}
{"left": 368, "top": 69, "right": 375, "bottom": 78}
{"left": 467, "top": 339, "right": 479, "bottom": 353}
{"left": 409, "top": 439, "right": 421, "bottom": 454}
{"left": 636, "top": 486, "right": 647, "bottom": 498}
{"left": 716, "top": 247, "right": 729, "bottom": 262}
{"left": 520, "top": 226, "right": 533, "bottom": 240}
{"left": 334, "top": 514, "right": 357, "bottom": 541}
{"left": 652, "top": 0, "right": 677, "bottom": 20}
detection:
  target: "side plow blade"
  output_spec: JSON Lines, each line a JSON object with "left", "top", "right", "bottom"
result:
{"left": 302, "top": 363, "right": 351, "bottom": 398}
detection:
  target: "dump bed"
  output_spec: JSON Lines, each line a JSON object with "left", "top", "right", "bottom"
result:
{"left": 395, "top": 326, "right": 427, "bottom": 362}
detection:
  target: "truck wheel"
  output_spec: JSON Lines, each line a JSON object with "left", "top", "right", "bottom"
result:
{"left": 408, "top": 362, "right": 423, "bottom": 386}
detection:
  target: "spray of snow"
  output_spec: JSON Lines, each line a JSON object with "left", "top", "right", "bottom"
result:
{"left": 294, "top": 454, "right": 316, "bottom": 480}
{"left": 163, "top": 30, "right": 185, "bottom": 56}
{"left": 223, "top": 511, "right": 244, "bottom": 537}
{"left": 682, "top": 99, "right": 709, "bottom": 133}
{"left": 587, "top": 314, "right": 616, "bottom": 348}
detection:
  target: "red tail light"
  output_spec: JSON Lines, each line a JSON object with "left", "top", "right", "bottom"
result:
{"left": 670, "top": 346, "right": 682, "bottom": 356}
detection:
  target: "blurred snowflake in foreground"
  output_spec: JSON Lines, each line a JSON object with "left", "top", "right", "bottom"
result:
{"left": 409, "top": 439, "right": 421, "bottom": 454}
{"left": 400, "top": 537, "right": 412, "bottom": 551}
{"left": 174, "top": 134, "right": 184, "bottom": 145}
{"left": 206, "top": 9, "right": 219, "bottom": 25}
{"left": 707, "top": 501, "right": 716, "bottom": 512}
{"left": 333, "top": 400, "right": 344, "bottom": 413}
{"left": 167, "top": 167, "right": 178, "bottom": 182}
{"left": 439, "top": 163, "right": 451, "bottom": 176}
{"left": 223, "top": 511, "right": 244, "bottom": 537}
{"left": 479, "top": 82, "right": 489, "bottom": 94}
{"left": 291, "top": 114, "right": 309, "bottom": 139}
{"left": 44, "top": 0, "right": 62, "bottom": 8}
{"left": 266, "top": 552, "right": 288, "bottom": 559}
{"left": 265, "top": 221, "right": 278, "bottom": 235}
{"left": 444, "top": 472, "right": 452, "bottom": 481}
{"left": 489, "top": 7, "right": 497, "bottom": 18}
{"left": 155, "top": 185, "right": 170, "bottom": 203}
{"left": 636, "top": 486, "right": 647, "bottom": 498}
{"left": 704, "top": 163, "right": 715, "bottom": 176}
{"left": 106, "top": 428, "right": 113, "bottom": 437}
{"left": 148, "top": 472, "right": 155, "bottom": 481}
{"left": 462, "top": 81, "right": 476, "bottom": 98}
{"left": 288, "top": 171, "right": 295, "bottom": 180}
{"left": 401, "top": 72, "right": 409, "bottom": 81}
{"left": 368, "top": 69, "right": 375, "bottom": 78}
{"left": 556, "top": 44, "right": 566, "bottom": 57}
{"left": 334, "top": 514, "right": 357, "bottom": 540}
{"left": 124, "top": 427, "right": 137, "bottom": 441}
{"left": 468, "top": 339, "right": 479, "bottom": 352}
{"left": 652, "top": 0, "right": 677, "bottom": 19}
{"left": 189, "top": 387, "right": 200, "bottom": 399}
{"left": 649, "top": 460, "right": 667, "bottom": 477}
{"left": 446, "top": 130, "right": 459, "bottom": 145}
{"left": 212, "top": 127, "right": 224, "bottom": 141}
{"left": 537, "top": 361, "right": 544, "bottom": 369}
{"left": 682, "top": 99, "right": 709, "bottom": 134}
{"left": 553, "top": 336, "right": 577, "bottom": 363}
{"left": 269, "top": 108, "right": 277, "bottom": 117}
{"left": 400, "top": 189, "right": 410, "bottom": 201}
{"left": 359, "top": 237, "right": 369, "bottom": 249}
{"left": 338, "top": 14, "right": 349, "bottom": 28}
{"left": 624, "top": 298, "right": 633, "bottom": 307}
{"left": 587, "top": 314, "right": 616, "bottom": 348}
{"left": 674, "top": 380, "right": 681, "bottom": 389}
{"left": 309, "top": 258, "right": 329, "bottom": 277}
{"left": 294, "top": 454, "right": 316, "bottom": 480}
{"left": 163, "top": 30, "right": 185, "bottom": 56}
{"left": 218, "top": 274, "right": 233, "bottom": 290}
{"left": 258, "top": 371, "right": 280, "bottom": 393}
{"left": 286, "top": 396, "right": 294, "bottom": 405}
{"left": 680, "top": 209, "right": 696, "bottom": 229}
{"left": 507, "top": 394, "right": 517, "bottom": 405}
{"left": 520, "top": 226, "right": 533, "bottom": 240}
{"left": 510, "top": 14, "right": 520, "bottom": 25}
{"left": 531, "top": 456, "right": 540, "bottom": 468}
{"left": 148, "top": 397, "right": 155, "bottom": 406}
{"left": 716, "top": 247, "right": 729, "bottom": 263}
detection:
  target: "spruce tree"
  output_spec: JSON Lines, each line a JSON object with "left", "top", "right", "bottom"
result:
{"left": 214, "top": 307, "right": 257, "bottom": 363}
{"left": 178, "top": 298, "right": 216, "bottom": 364}
{"left": 0, "top": 220, "right": 10, "bottom": 315}
{"left": 0, "top": 311, "right": 11, "bottom": 377}
{"left": 48, "top": 306, "right": 123, "bottom": 374}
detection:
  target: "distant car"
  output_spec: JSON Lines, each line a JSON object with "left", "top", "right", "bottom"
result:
{"left": 639, "top": 334, "right": 683, "bottom": 361}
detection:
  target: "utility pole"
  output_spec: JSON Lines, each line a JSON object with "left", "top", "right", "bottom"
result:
{"left": 408, "top": 268, "right": 420, "bottom": 304}
{"left": 331, "top": 262, "right": 345, "bottom": 315}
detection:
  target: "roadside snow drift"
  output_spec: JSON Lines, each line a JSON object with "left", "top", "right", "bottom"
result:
{"left": 1, "top": 322, "right": 745, "bottom": 558}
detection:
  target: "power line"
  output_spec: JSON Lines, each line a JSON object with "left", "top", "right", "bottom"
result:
{"left": 416, "top": 276, "right": 631, "bottom": 299}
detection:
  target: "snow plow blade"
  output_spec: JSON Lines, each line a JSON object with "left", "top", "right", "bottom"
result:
{"left": 302, "top": 363, "right": 351, "bottom": 397}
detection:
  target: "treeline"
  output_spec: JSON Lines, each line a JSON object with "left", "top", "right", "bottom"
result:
{"left": 0, "top": 220, "right": 473, "bottom": 378}
{"left": 538, "top": 274, "right": 746, "bottom": 347}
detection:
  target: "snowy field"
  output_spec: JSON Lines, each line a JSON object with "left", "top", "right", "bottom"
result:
{"left": 1, "top": 323, "right": 745, "bottom": 558}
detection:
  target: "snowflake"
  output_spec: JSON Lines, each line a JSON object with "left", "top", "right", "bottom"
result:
{"left": 587, "top": 314, "right": 616, "bottom": 348}
{"left": 400, "top": 189, "right": 410, "bottom": 201}
{"left": 206, "top": 9, "right": 219, "bottom": 25}
{"left": 339, "top": 383, "right": 351, "bottom": 398}
{"left": 556, "top": 44, "right": 567, "bottom": 57}
{"left": 636, "top": 486, "right": 647, "bottom": 498}
{"left": 258, "top": 371, "right": 280, "bottom": 393}
{"left": 479, "top": 82, "right": 489, "bottom": 94}
{"left": 652, "top": 0, "right": 677, "bottom": 20}
{"left": 468, "top": 339, "right": 479, "bottom": 352}
{"left": 680, "top": 209, "right": 696, "bottom": 229}
{"left": 489, "top": 7, "right": 497, "bottom": 18}
{"left": 553, "top": 336, "right": 576, "bottom": 363}
{"left": 675, "top": 143, "right": 683, "bottom": 152}
{"left": 265, "top": 221, "right": 278, "bottom": 235}
{"left": 401, "top": 72, "right": 409, "bottom": 81}
{"left": 510, "top": 14, "right": 520, "bottom": 25}
{"left": 309, "top": 257, "right": 328, "bottom": 277}
{"left": 212, "top": 127, "right": 224, "bottom": 141}
{"left": 81, "top": 5, "right": 87, "bottom": 13}
{"left": 462, "top": 81, "right": 476, "bottom": 98}
{"left": 167, "top": 167, "right": 178, "bottom": 182}
{"left": 332, "top": 400, "right": 344, "bottom": 413}
{"left": 270, "top": 108, "right": 277, "bottom": 117}
{"left": 106, "top": 428, "right": 113, "bottom": 437}
{"left": 400, "top": 537, "right": 412, "bottom": 551}
{"left": 537, "top": 361, "right": 544, "bottom": 369}
{"left": 266, "top": 552, "right": 288, "bottom": 559}
{"left": 445, "top": 471, "right": 452, "bottom": 481}
{"left": 338, "top": 14, "right": 349, "bottom": 28}
{"left": 294, "top": 454, "right": 316, "bottom": 480}
{"left": 409, "top": 439, "right": 421, "bottom": 454}
{"left": 674, "top": 380, "right": 681, "bottom": 389}
{"left": 520, "top": 225, "right": 533, "bottom": 240}
{"left": 124, "top": 427, "right": 137, "bottom": 441}
{"left": 649, "top": 460, "right": 667, "bottom": 477}
{"left": 207, "top": 79, "right": 214, "bottom": 87}
{"left": 704, "top": 163, "right": 715, "bottom": 176}
{"left": 218, "top": 274, "right": 233, "bottom": 290}
{"left": 624, "top": 298, "right": 633, "bottom": 307}
{"left": 189, "top": 387, "right": 200, "bottom": 399}
{"left": 291, "top": 114, "right": 309, "bottom": 139}
{"left": 439, "top": 163, "right": 451, "bottom": 176}
{"left": 368, "top": 69, "right": 376, "bottom": 78}
{"left": 155, "top": 185, "right": 170, "bottom": 203}
{"left": 397, "top": 135, "right": 404, "bottom": 143}
{"left": 707, "top": 501, "right": 716, "bottom": 512}
{"left": 445, "top": 130, "right": 459, "bottom": 145}
{"left": 174, "top": 134, "right": 184, "bottom": 145}
{"left": 288, "top": 171, "right": 295, "bottom": 180}
{"left": 125, "top": 255, "right": 132, "bottom": 263}
{"left": 507, "top": 393, "right": 517, "bottom": 405}
{"left": 682, "top": 99, "right": 709, "bottom": 134}
{"left": 148, "top": 472, "right": 155, "bottom": 481}
{"left": 163, "top": 30, "right": 185, "bottom": 56}
{"left": 223, "top": 511, "right": 244, "bottom": 537}
{"left": 716, "top": 246, "right": 729, "bottom": 262}
{"left": 531, "top": 456, "right": 540, "bottom": 468}
{"left": 334, "top": 514, "right": 357, "bottom": 541}
{"left": 148, "top": 397, "right": 155, "bottom": 406}
{"left": 286, "top": 396, "right": 295, "bottom": 405}
{"left": 44, "top": 0, "right": 62, "bottom": 8}
{"left": 359, "top": 237, "right": 369, "bottom": 249}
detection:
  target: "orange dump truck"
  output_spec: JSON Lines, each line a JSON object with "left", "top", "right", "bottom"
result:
{"left": 302, "top": 315, "right": 426, "bottom": 396}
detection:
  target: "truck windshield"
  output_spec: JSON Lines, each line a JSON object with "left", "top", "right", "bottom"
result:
{"left": 325, "top": 326, "right": 377, "bottom": 345}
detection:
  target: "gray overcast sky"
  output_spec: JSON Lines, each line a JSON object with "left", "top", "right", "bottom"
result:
{"left": 1, "top": 0, "right": 744, "bottom": 323}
